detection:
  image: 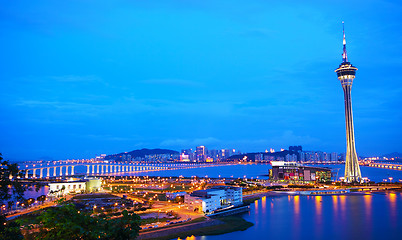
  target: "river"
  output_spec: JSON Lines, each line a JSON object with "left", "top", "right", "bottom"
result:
{"left": 193, "top": 191, "right": 402, "bottom": 240}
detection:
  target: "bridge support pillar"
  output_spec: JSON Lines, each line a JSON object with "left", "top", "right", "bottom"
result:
{"left": 33, "top": 169, "right": 36, "bottom": 178}
{"left": 60, "top": 166, "right": 63, "bottom": 176}
{"left": 65, "top": 166, "right": 69, "bottom": 176}
{"left": 25, "top": 170, "right": 29, "bottom": 179}
{"left": 46, "top": 168, "right": 50, "bottom": 178}
{"left": 87, "top": 165, "right": 90, "bottom": 174}
{"left": 54, "top": 167, "right": 57, "bottom": 177}
{"left": 71, "top": 166, "right": 75, "bottom": 175}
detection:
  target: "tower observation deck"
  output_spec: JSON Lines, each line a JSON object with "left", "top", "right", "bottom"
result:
{"left": 335, "top": 23, "right": 362, "bottom": 183}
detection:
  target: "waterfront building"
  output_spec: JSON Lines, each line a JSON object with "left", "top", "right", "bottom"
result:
{"left": 335, "top": 23, "right": 362, "bottom": 182}
{"left": 270, "top": 161, "right": 331, "bottom": 182}
{"left": 47, "top": 177, "right": 101, "bottom": 197}
{"left": 185, "top": 186, "right": 243, "bottom": 213}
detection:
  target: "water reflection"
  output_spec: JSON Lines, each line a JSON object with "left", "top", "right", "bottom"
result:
{"left": 388, "top": 192, "right": 397, "bottom": 211}
{"left": 294, "top": 195, "right": 300, "bottom": 215}
{"left": 332, "top": 195, "right": 338, "bottom": 214}
{"left": 315, "top": 196, "right": 322, "bottom": 216}
{"left": 194, "top": 193, "right": 402, "bottom": 240}
{"left": 178, "top": 235, "right": 196, "bottom": 240}
{"left": 388, "top": 192, "right": 397, "bottom": 227}
{"left": 261, "top": 196, "right": 266, "bottom": 214}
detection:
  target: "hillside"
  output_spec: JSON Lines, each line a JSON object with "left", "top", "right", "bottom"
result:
{"left": 105, "top": 148, "right": 179, "bottom": 161}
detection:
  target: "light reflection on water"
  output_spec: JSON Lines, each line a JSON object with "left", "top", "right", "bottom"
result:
{"left": 191, "top": 192, "right": 402, "bottom": 240}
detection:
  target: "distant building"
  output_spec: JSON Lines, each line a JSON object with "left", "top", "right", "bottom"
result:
{"left": 285, "top": 154, "right": 298, "bottom": 162}
{"left": 270, "top": 161, "right": 331, "bottom": 182}
{"left": 185, "top": 186, "right": 243, "bottom": 213}
{"left": 196, "top": 146, "right": 206, "bottom": 162}
{"left": 331, "top": 152, "right": 338, "bottom": 161}
{"left": 181, "top": 149, "right": 194, "bottom": 161}
{"left": 255, "top": 153, "right": 263, "bottom": 162}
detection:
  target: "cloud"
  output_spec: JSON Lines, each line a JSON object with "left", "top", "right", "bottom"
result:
{"left": 49, "top": 75, "right": 102, "bottom": 82}
{"left": 141, "top": 79, "right": 203, "bottom": 87}
{"left": 16, "top": 100, "right": 96, "bottom": 109}
{"left": 238, "top": 28, "right": 274, "bottom": 38}
{"left": 83, "top": 134, "right": 137, "bottom": 142}
{"left": 160, "top": 137, "right": 221, "bottom": 148}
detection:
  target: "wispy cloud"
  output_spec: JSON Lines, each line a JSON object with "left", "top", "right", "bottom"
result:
{"left": 160, "top": 137, "right": 221, "bottom": 148}
{"left": 141, "top": 79, "right": 203, "bottom": 87}
{"left": 49, "top": 75, "right": 102, "bottom": 82}
{"left": 238, "top": 28, "right": 275, "bottom": 38}
{"left": 16, "top": 100, "right": 96, "bottom": 109}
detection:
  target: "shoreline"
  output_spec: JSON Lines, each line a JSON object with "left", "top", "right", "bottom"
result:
{"left": 138, "top": 215, "right": 254, "bottom": 240}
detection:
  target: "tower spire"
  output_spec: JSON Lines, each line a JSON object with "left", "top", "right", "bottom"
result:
{"left": 342, "top": 21, "right": 348, "bottom": 63}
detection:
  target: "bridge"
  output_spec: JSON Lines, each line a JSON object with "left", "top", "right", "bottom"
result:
{"left": 18, "top": 162, "right": 200, "bottom": 179}
{"left": 367, "top": 163, "right": 402, "bottom": 171}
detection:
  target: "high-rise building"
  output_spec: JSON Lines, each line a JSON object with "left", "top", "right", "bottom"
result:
{"left": 181, "top": 149, "right": 194, "bottom": 161}
{"left": 331, "top": 152, "right": 338, "bottom": 162}
{"left": 196, "top": 146, "right": 206, "bottom": 162}
{"left": 335, "top": 23, "right": 362, "bottom": 182}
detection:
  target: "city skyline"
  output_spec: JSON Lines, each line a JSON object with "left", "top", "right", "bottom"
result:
{"left": 1, "top": 1, "right": 402, "bottom": 161}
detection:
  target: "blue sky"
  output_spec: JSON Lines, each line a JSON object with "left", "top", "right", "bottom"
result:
{"left": 1, "top": 0, "right": 401, "bottom": 161}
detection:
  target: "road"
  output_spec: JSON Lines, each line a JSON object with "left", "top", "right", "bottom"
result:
{"left": 6, "top": 195, "right": 73, "bottom": 220}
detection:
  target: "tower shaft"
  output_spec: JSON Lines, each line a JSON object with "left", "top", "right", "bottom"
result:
{"left": 342, "top": 84, "right": 362, "bottom": 182}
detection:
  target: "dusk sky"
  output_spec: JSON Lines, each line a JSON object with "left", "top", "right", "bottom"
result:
{"left": 1, "top": 0, "right": 401, "bottom": 161}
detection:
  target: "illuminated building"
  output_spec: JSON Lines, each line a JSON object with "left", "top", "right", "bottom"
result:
{"left": 184, "top": 186, "right": 242, "bottom": 213}
{"left": 196, "top": 146, "right": 206, "bottom": 162}
{"left": 270, "top": 161, "right": 331, "bottom": 182}
{"left": 335, "top": 23, "right": 362, "bottom": 182}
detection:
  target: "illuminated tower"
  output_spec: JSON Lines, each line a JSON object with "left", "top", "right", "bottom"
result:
{"left": 335, "top": 22, "right": 362, "bottom": 182}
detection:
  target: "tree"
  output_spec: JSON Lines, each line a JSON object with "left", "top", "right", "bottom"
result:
{"left": 103, "top": 210, "right": 141, "bottom": 240}
{"left": 31, "top": 200, "right": 141, "bottom": 240}
{"left": 0, "top": 153, "right": 25, "bottom": 240}
{"left": 34, "top": 201, "right": 101, "bottom": 240}
{"left": 0, "top": 215, "right": 24, "bottom": 240}
{"left": 0, "top": 153, "right": 25, "bottom": 202}
{"left": 37, "top": 195, "right": 46, "bottom": 204}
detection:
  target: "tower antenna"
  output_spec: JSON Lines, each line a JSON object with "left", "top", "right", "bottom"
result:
{"left": 342, "top": 21, "right": 348, "bottom": 62}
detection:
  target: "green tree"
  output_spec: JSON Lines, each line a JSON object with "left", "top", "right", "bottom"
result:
{"left": 31, "top": 200, "right": 141, "bottom": 240}
{"left": 0, "top": 153, "right": 25, "bottom": 240}
{"left": 37, "top": 195, "right": 46, "bottom": 204}
{"left": 0, "top": 153, "right": 25, "bottom": 202}
{"left": 0, "top": 215, "right": 24, "bottom": 240}
{"left": 103, "top": 210, "right": 141, "bottom": 240}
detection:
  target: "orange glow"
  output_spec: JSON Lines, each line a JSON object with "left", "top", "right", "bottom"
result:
{"left": 332, "top": 195, "right": 338, "bottom": 213}
{"left": 315, "top": 196, "right": 322, "bottom": 215}
{"left": 255, "top": 199, "right": 259, "bottom": 211}
{"left": 339, "top": 195, "right": 346, "bottom": 213}
{"left": 262, "top": 196, "right": 266, "bottom": 212}
{"left": 294, "top": 195, "right": 300, "bottom": 215}
{"left": 364, "top": 194, "right": 372, "bottom": 217}
{"left": 389, "top": 192, "right": 397, "bottom": 211}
